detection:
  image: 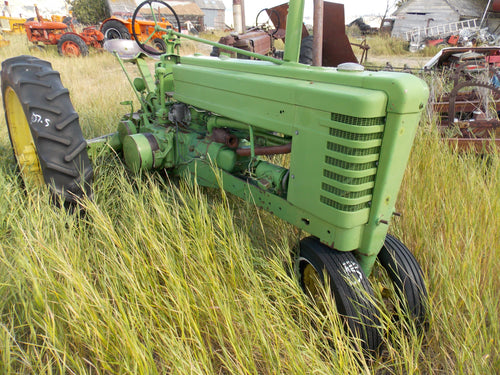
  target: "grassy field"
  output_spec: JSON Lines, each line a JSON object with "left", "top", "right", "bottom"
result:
{"left": 0, "top": 33, "right": 498, "bottom": 374}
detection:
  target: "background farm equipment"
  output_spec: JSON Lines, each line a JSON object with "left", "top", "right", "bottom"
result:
{"left": 0, "top": 32, "right": 8, "bottom": 46}
{"left": 101, "top": 0, "right": 174, "bottom": 53}
{"left": 1, "top": 0, "right": 430, "bottom": 354}
{"left": 210, "top": 1, "right": 360, "bottom": 67}
{"left": 0, "top": 15, "right": 25, "bottom": 33}
{"left": 428, "top": 47, "right": 500, "bottom": 151}
{"left": 100, "top": 15, "right": 173, "bottom": 52}
{"left": 24, "top": 5, "right": 104, "bottom": 57}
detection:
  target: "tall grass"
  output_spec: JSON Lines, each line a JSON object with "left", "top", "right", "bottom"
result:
{"left": 0, "top": 32, "right": 498, "bottom": 373}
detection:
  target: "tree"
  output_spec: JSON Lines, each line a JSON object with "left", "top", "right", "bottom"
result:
{"left": 380, "top": 1, "right": 397, "bottom": 29}
{"left": 69, "top": 0, "right": 109, "bottom": 25}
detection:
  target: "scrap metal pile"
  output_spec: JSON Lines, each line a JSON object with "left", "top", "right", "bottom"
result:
{"left": 426, "top": 47, "right": 500, "bottom": 152}
{"left": 372, "top": 46, "right": 500, "bottom": 152}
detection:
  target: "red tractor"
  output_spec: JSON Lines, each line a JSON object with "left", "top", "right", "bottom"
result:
{"left": 24, "top": 6, "right": 104, "bottom": 57}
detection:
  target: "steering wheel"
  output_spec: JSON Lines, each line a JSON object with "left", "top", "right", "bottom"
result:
{"left": 131, "top": 0, "right": 182, "bottom": 55}
{"left": 255, "top": 8, "right": 280, "bottom": 37}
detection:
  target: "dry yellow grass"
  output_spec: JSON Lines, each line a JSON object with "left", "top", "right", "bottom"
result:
{"left": 0, "top": 31, "right": 498, "bottom": 373}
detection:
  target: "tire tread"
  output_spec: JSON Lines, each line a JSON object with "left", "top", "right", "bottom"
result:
{"left": 1, "top": 55, "right": 93, "bottom": 203}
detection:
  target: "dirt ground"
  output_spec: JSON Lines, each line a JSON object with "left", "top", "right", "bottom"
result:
{"left": 364, "top": 55, "right": 431, "bottom": 69}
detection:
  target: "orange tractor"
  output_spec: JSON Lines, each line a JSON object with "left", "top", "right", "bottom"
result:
{"left": 24, "top": 6, "right": 104, "bottom": 57}
{"left": 100, "top": 10, "right": 173, "bottom": 52}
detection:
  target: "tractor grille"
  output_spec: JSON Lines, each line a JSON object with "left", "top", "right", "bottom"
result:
{"left": 320, "top": 113, "right": 385, "bottom": 213}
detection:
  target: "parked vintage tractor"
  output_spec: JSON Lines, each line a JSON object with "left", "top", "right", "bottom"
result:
{"left": 24, "top": 5, "right": 104, "bottom": 57}
{"left": 211, "top": 2, "right": 360, "bottom": 67}
{"left": 0, "top": 15, "right": 26, "bottom": 33}
{"left": 100, "top": 10, "right": 173, "bottom": 52}
{"left": 1, "top": 0, "right": 429, "bottom": 353}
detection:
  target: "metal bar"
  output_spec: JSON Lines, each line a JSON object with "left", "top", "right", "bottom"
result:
{"left": 240, "top": 0, "right": 246, "bottom": 31}
{"left": 167, "top": 30, "right": 284, "bottom": 64}
{"left": 233, "top": 0, "right": 243, "bottom": 33}
{"left": 113, "top": 52, "right": 142, "bottom": 103}
{"left": 236, "top": 143, "right": 291, "bottom": 156}
{"left": 312, "top": 0, "right": 323, "bottom": 66}
{"left": 248, "top": 125, "right": 255, "bottom": 159}
{"left": 283, "top": 0, "right": 305, "bottom": 63}
{"left": 480, "top": 0, "right": 493, "bottom": 28}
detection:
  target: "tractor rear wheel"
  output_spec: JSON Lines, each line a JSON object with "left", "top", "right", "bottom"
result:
{"left": 299, "top": 35, "right": 313, "bottom": 65}
{"left": 102, "top": 19, "right": 131, "bottom": 40}
{"left": 298, "top": 237, "right": 382, "bottom": 353}
{"left": 1, "top": 55, "right": 93, "bottom": 204}
{"left": 57, "top": 34, "right": 88, "bottom": 57}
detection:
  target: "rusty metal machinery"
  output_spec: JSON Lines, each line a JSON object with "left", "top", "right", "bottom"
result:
{"left": 24, "top": 5, "right": 104, "bottom": 56}
{"left": 211, "top": 1, "right": 360, "bottom": 67}
{"left": 431, "top": 56, "right": 500, "bottom": 152}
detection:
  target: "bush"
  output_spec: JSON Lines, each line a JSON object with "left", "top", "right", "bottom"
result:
{"left": 70, "top": 0, "right": 109, "bottom": 25}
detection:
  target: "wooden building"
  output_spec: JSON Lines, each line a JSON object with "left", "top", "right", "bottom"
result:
{"left": 170, "top": 1, "right": 205, "bottom": 32}
{"left": 391, "top": 0, "right": 487, "bottom": 39}
{"left": 193, "top": 0, "right": 225, "bottom": 29}
{"left": 140, "top": 1, "right": 205, "bottom": 32}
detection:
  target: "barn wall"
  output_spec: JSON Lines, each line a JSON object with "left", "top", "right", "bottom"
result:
{"left": 202, "top": 9, "right": 225, "bottom": 29}
{"left": 165, "top": 15, "right": 204, "bottom": 31}
{"left": 392, "top": 0, "right": 460, "bottom": 38}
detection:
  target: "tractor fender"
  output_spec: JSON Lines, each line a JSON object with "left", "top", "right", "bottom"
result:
{"left": 100, "top": 17, "right": 131, "bottom": 31}
{"left": 58, "top": 32, "right": 85, "bottom": 41}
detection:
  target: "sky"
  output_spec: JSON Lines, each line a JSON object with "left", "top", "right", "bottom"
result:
{"left": 222, "top": 0, "right": 397, "bottom": 27}
{"left": 2, "top": 0, "right": 396, "bottom": 25}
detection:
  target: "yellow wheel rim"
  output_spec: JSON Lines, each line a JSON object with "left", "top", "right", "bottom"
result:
{"left": 4, "top": 87, "right": 44, "bottom": 185}
{"left": 302, "top": 263, "right": 327, "bottom": 313}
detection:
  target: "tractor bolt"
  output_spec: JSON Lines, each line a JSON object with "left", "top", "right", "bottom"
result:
{"left": 392, "top": 212, "right": 401, "bottom": 217}
{"left": 295, "top": 131, "right": 299, "bottom": 135}
{"left": 379, "top": 219, "right": 389, "bottom": 225}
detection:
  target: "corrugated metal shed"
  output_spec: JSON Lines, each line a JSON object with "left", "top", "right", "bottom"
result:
{"left": 192, "top": 0, "right": 225, "bottom": 29}
{"left": 193, "top": 0, "right": 225, "bottom": 10}
{"left": 391, "top": 0, "right": 487, "bottom": 38}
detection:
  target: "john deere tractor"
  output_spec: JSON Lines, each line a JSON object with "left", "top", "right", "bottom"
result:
{"left": 1, "top": 0, "right": 429, "bottom": 353}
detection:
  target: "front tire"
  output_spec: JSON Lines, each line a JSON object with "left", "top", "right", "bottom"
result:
{"left": 298, "top": 237, "right": 381, "bottom": 352}
{"left": 378, "top": 235, "right": 428, "bottom": 329}
{"left": 1, "top": 55, "right": 93, "bottom": 204}
{"left": 153, "top": 37, "right": 167, "bottom": 53}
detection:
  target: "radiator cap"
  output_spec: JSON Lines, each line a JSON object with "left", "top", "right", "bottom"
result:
{"left": 337, "top": 62, "right": 365, "bottom": 72}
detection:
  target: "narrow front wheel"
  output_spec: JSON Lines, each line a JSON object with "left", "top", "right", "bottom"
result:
{"left": 298, "top": 237, "right": 382, "bottom": 352}
{"left": 378, "top": 235, "right": 428, "bottom": 329}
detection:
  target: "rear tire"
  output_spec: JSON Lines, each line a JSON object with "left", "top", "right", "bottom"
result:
{"left": 1, "top": 55, "right": 93, "bottom": 204}
{"left": 298, "top": 237, "right": 381, "bottom": 352}
{"left": 299, "top": 35, "right": 313, "bottom": 65}
{"left": 102, "top": 19, "right": 131, "bottom": 40}
{"left": 57, "top": 34, "right": 88, "bottom": 57}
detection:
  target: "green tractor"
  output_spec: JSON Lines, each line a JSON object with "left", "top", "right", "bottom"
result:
{"left": 1, "top": 0, "right": 429, "bottom": 353}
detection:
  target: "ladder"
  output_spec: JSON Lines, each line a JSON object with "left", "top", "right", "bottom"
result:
{"left": 404, "top": 18, "right": 480, "bottom": 42}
